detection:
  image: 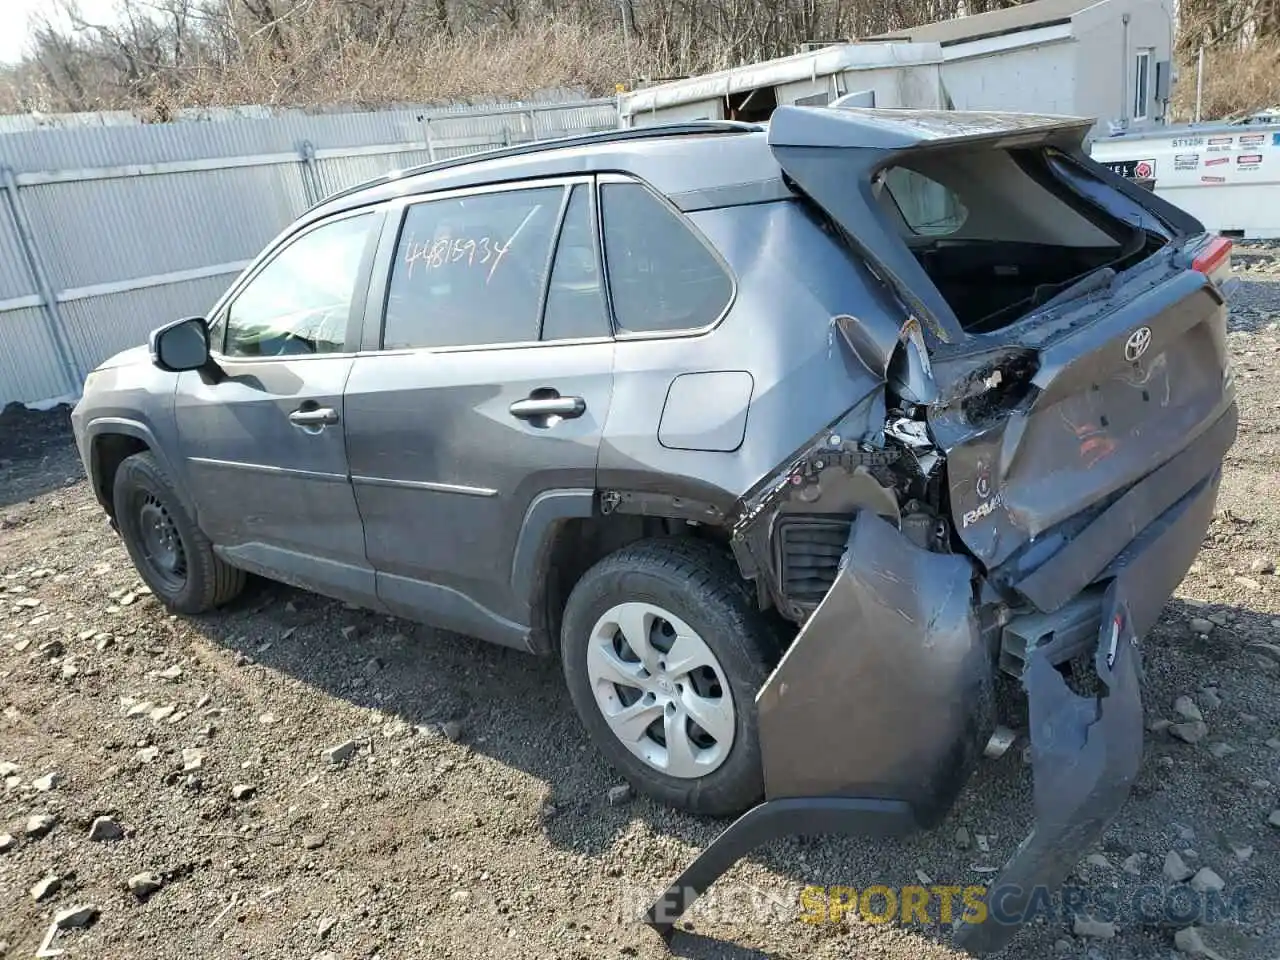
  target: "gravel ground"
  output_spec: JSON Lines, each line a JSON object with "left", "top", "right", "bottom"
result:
{"left": 3, "top": 248, "right": 1280, "bottom": 960}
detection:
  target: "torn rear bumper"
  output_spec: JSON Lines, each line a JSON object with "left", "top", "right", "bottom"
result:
{"left": 956, "top": 463, "right": 1221, "bottom": 952}
{"left": 644, "top": 415, "right": 1230, "bottom": 953}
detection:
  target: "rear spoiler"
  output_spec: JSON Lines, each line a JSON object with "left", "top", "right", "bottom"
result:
{"left": 768, "top": 105, "right": 1095, "bottom": 152}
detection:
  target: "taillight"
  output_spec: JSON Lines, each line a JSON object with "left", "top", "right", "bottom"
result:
{"left": 1192, "top": 236, "right": 1232, "bottom": 276}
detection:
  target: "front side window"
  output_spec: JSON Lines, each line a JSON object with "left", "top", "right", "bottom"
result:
{"left": 224, "top": 213, "right": 373, "bottom": 358}
{"left": 600, "top": 182, "right": 734, "bottom": 335}
{"left": 382, "top": 187, "right": 563, "bottom": 350}
{"left": 880, "top": 167, "right": 969, "bottom": 237}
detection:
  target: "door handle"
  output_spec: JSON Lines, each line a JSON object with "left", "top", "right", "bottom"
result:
{"left": 509, "top": 396, "right": 586, "bottom": 420}
{"left": 289, "top": 407, "right": 339, "bottom": 427}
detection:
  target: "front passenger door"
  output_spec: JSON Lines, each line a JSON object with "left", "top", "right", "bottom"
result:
{"left": 174, "top": 208, "right": 383, "bottom": 606}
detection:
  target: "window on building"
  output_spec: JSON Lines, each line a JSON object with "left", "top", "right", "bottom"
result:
{"left": 1133, "top": 49, "right": 1153, "bottom": 121}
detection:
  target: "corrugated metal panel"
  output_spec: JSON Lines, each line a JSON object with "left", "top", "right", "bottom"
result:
{"left": 0, "top": 206, "right": 36, "bottom": 301}
{"left": 0, "top": 98, "right": 619, "bottom": 405}
{"left": 0, "top": 306, "right": 71, "bottom": 402}
{"left": 58, "top": 273, "right": 235, "bottom": 377}
{"left": 20, "top": 167, "right": 308, "bottom": 290}
{"left": 529, "top": 103, "right": 619, "bottom": 137}
{"left": 0, "top": 100, "right": 615, "bottom": 174}
{"left": 429, "top": 111, "right": 536, "bottom": 145}
{"left": 0, "top": 92, "right": 604, "bottom": 134}
{"left": 314, "top": 150, "right": 434, "bottom": 200}
{"left": 433, "top": 143, "right": 501, "bottom": 161}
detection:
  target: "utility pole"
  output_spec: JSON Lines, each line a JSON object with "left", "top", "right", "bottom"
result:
{"left": 1195, "top": 45, "right": 1205, "bottom": 123}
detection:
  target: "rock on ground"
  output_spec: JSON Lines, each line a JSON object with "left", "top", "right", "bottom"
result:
{"left": 88, "top": 815, "right": 123, "bottom": 841}
{"left": 1164, "top": 850, "right": 1194, "bottom": 882}
{"left": 25, "top": 813, "right": 56, "bottom": 838}
{"left": 127, "top": 872, "right": 163, "bottom": 899}
{"left": 30, "top": 875, "right": 61, "bottom": 901}
{"left": 53, "top": 905, "right": 99, "bottom": 930}
{"left": 1073, "top": 916, "right": 1116, "bottom": 939}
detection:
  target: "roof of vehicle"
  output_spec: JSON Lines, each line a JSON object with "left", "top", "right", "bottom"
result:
{"left": 299, "top": 121, "right": 782, "bottom": 227}
{"left": 297, "top": 106, "right": 1095, "bottom": 229}
{"left": 869, "top": 0, "right": 1104, "bottom": 46}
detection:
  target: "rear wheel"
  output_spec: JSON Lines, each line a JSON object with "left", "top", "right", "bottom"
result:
{"left": 113, "top": 451, "right": 244, "bottom": 614}
{"left": 560, "top": 538, "right": 780, "bottom": 817}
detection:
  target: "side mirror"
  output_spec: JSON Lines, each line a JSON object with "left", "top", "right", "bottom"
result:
{"left": 150, "top": 316, "right": 211, "bottom": 373}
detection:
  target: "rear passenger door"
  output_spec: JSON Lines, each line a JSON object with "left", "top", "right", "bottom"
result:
{"left": 343, "top": 178, "right": 615, "bottom": 646}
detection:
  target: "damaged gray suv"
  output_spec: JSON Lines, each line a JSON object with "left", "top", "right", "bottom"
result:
{"left": 72, "top": 107, "right": 1238, "bottom": 953}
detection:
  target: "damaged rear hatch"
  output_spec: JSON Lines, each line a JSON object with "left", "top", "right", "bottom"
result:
{"left": 761, "top": 107, "right": 1237, "bottom": 952}
{"left": 645, "top": 109, "right": 1237, "bottom": 956}
{"left": 768, "top": 106, "right": 1236, "bottom": 577}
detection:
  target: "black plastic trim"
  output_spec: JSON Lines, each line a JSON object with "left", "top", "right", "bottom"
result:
{"left": 510, "top": 488, "right": 597, "bottom": 637}
{"left": 642, "top": 796, "right": 917, "bottom": 940}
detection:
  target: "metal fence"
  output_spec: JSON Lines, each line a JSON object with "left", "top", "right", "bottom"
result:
{"left": 0, "top": 98, "right": 619, "bottom": 407}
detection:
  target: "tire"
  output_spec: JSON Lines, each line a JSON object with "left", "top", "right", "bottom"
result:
{"left": 112, "top": 451, "right": 245, "bottom": 614}
{"left": 560, "top": 537, "right": 781, "bottom": 818}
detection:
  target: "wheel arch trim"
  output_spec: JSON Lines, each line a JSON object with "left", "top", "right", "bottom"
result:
{"left": 510, "top": 488, "right": 597, "bottom": 645}
{"left": 84, "top": 417, "right": 196, "bottom": 518}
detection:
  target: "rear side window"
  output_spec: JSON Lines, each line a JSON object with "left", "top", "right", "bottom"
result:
{"left": 382, "top": 187, "right": 562, "bottom": 350}
{"left": 600, "top": 182, "right": 733, "bottom": 334}
{"left": 541, "top": 185, "right": 611, "bottom": 341}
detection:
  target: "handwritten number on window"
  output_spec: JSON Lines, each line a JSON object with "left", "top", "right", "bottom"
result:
{"left": 400, "top": 205, "right": 541, "bottom": 283}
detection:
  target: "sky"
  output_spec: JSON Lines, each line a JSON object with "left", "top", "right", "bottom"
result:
{"left": 0, "top": 0, "right": 121, "bottom": 65}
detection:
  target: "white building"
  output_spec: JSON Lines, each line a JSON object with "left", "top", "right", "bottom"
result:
{"left": 618, "top": 43, "right": 947, "bottom": 128}
{"left": 872, "top": 0, "right": 1177, "bottom": 139}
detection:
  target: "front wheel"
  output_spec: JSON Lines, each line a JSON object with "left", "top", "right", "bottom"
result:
{"left": 560, "top": 538, "right": 780, "bottom": 817}
{"left": 113, "top": 451, "right": 245, "bottom": 614}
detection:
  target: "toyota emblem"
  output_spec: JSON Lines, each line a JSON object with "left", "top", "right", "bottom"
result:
{"left": 1124, "top": 326, "right": 1152, "bottom": 362}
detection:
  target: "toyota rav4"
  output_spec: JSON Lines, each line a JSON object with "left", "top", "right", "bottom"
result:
{"left": 71, "top": 107, "right": 1238, "bottom": 953}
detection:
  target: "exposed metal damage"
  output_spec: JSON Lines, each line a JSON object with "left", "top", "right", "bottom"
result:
{"left": 648, "top": 299, "right": 1236, "bottom": 952}
{"left": 644, "top": 105, "right": 1238, "bottom": 955}
{"left": 955, "top": 594, "right": 1144, "bottom": 955}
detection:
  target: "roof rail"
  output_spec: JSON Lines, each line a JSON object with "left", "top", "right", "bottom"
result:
{"left": 307, "top": 120, "right": 764, "bottom": 212}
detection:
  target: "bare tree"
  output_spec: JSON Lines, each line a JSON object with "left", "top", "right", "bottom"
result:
{"left": 1, "top": 0, "right": 1276, "bottom": 117}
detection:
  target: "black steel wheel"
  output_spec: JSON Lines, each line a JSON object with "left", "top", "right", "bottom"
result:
{"left": 112, "top": 451, "right": 244, "bottom": 613}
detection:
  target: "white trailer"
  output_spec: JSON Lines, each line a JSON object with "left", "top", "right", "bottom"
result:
{"left": 1090, "top": 122, "right": 1280, "bottom": 239}
{"left": 618, "top": 43, "right": 946, "bottom": 128}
